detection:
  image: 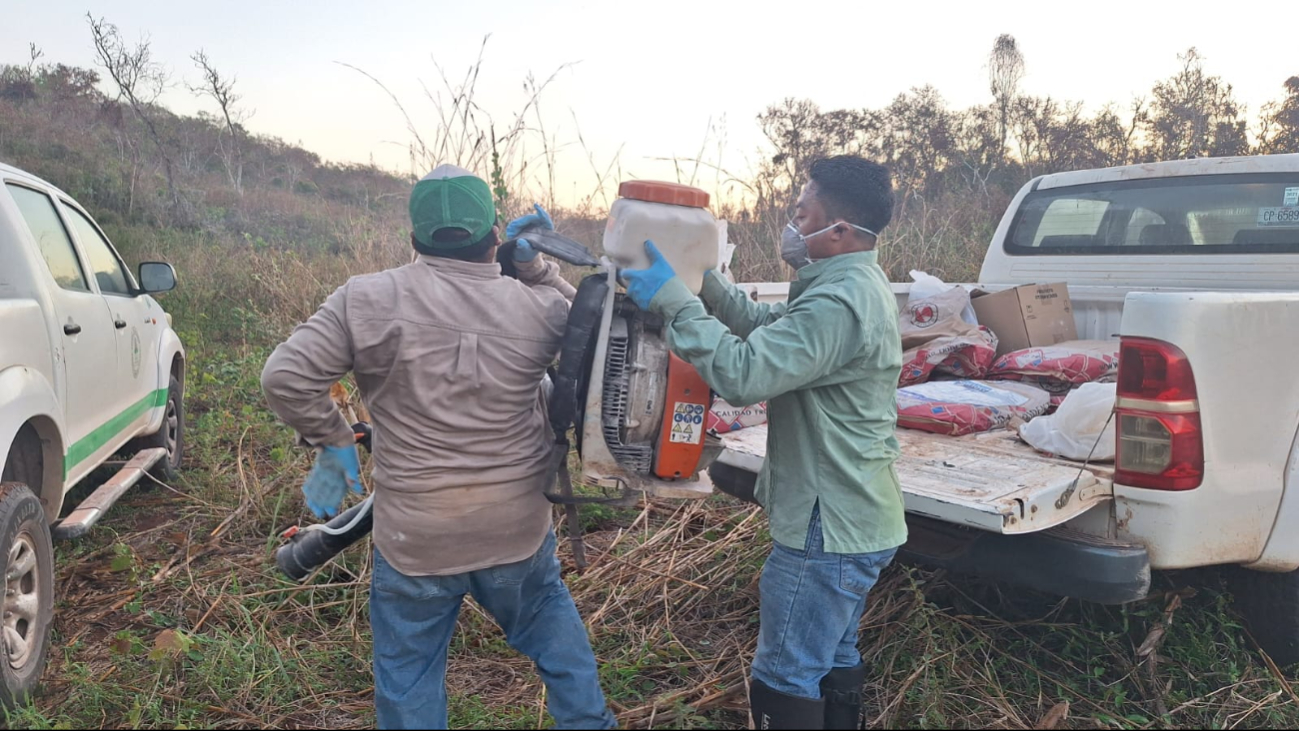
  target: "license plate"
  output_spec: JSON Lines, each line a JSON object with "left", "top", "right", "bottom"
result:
{"left": 1257, "top": 206, "right": 1299, "bottom": 227}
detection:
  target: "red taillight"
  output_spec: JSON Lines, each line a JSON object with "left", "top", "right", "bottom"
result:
{"left": 1114, "top": 338, "right": 1203, "bottom": 491}
{"left": 1118, "top": 338, "right": 1198, "bottom": 401}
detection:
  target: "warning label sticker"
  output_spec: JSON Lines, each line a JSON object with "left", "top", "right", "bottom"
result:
{"left": 1284, "top": 187, "right": 1299, "bottom": 206}
{"left": 669, "top": 402, "right": 706, "bottom": 444}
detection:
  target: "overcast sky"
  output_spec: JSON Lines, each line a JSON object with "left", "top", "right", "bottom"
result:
{"left": 5, "top": 0, "right": 1297, "bottom": 205}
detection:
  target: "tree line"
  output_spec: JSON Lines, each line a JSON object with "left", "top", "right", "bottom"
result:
{"left": 2, "top": 28, "right": 1296, "bottom": 280}
{"left": 747, "top": 37, "right": 1299, "bottom": 219}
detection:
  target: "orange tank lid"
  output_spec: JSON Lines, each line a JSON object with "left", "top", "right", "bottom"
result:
{"left": 618, "top": 180, "right": 710, "bottom": 208}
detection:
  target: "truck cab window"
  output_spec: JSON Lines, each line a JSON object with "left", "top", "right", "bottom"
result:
{"left": 1124, "top": 207, "right": 1167, "bottom": 246}
{"left": 61, "top": 203, "right": 132, "bottom": 296}
{"left": 5, "top": 183, "right": 90, "bottom": 292}
{"left": 1006, "top": 174, "right": 1299, "bottom": 256}
{"left": 1023, "top": 198, "right": 1110, "bottom": 249}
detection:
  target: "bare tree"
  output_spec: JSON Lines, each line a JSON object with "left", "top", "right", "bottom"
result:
{"left": 1258, "top": 76, "right": 1299, "bottom": 154}
{"left": 87, "top": 14, "right": 185, "bottom": 217}
{"left": 190, "top": 50, "right": 248, "bottom": 194}
{"left": 758, "top": 98, "right": 876, "bottom": 200}
{"left": 878, "top": 86, "right": 958, "bottom": 197}
{"left": 1146, "top": 48, "right": 1247, "bottom": 160}
{"left": 1091, "top": 99, "right": 1148, "bottom": 167}
{"left": 26, "top": 43, "right": 44, "bottom": 74}
{"left": 989, "top": 34, "right": 1025, "bottom": 166}
{"left": 0, "top": 45, "right": 43, "bottom": 103}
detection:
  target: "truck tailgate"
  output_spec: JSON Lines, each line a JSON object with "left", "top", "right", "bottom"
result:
{"left": 716, "top": 425, "right": 1112, "bottom": 534}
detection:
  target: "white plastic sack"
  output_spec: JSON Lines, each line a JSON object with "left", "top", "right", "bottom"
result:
{"left": 909, "top": 270, "right": 977, "bottom": 325}
{"left": 1018, "top": 382, "right": 1118, "bottom": 461}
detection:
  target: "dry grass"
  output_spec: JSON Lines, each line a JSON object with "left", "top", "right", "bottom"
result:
{"left": 23, "top": 451, "right": 1299, "bottom": 730}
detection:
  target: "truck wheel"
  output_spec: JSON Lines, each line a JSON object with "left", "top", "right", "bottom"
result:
{"left": 125, "top": 376, "right": 184, "bottom": 482}
{"left": 0, "top": 483, "right": 53, "bottom": 708}
{"left": 1230, "top": 567, "right": 1299, "bottom": 668}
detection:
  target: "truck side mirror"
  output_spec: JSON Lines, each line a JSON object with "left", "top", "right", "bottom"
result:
{"left": 138, "top": 262, "right": 177, "bottom": 294}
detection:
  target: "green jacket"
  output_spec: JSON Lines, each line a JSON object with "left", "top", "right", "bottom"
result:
{"left": 650, "top": 251, "right": 908, "bottom": 554}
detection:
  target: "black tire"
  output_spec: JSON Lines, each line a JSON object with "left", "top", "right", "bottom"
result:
{"left": 1, "top": 425, "right": 43, "bottom": 488}
{"left": 0, "top": 482, "right": 53, "bottom": 709}
{"left": 124, "top": 375, "right": 184, "bottom": 482}
{"left": 1230, "top": 566, "right": 1299, "bottom": 668}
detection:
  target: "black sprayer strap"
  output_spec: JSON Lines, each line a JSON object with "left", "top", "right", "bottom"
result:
{"left": 542, "top": 272, "right": 632, "bottom": 507}
{"left": 548, "top": 273, "right": 608, "bottom": 437}
{"left": 551, "top": 439, "right": 588, "bottom": 570}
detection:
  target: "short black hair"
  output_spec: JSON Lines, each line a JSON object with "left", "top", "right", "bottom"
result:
{"left": 411, "top": 226, "right": 499, "bottom": 261}
{"left": 808, "top": 156, "right": 894, "bottom": 238}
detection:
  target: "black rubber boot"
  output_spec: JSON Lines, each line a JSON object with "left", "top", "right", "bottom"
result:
{"left": 820, "top": 664, "right": 867, "bottom": 730}
{"left": 749, "top": 678, "right": 825, "bottom": 730}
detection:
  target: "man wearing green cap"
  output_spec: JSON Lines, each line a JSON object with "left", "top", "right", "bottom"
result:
{"left": 261, "top": 164, "right": 615, "bottom": 730}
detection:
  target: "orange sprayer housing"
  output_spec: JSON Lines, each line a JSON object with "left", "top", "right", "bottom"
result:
{"left": 654, "top": 354, "right": 711, "bottom": 480}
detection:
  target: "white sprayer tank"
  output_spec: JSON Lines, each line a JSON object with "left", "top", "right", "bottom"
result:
{"left": 603, "top": 181, "right": 719, "bottom": 295}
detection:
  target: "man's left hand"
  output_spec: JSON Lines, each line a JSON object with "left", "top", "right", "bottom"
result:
{"left": 513, "top": 239, "right": 540, "bottom": 262}
{"left": 505, "top": 203, "right": 554, "bottom": 239}
{"left": 301, "top": 444, "right": 363, "bottom": 519}
{"left": 620, "top": 240, "right": 678, "bottom": 309}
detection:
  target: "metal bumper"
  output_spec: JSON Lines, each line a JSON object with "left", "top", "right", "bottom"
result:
{"left": 901, "top": 515, "right": 1151, "bottom": 605}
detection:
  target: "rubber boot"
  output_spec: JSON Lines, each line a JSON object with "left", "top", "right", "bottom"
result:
{"left": 820, "top": 664, "right": 868, "bottom": 730}
{"left": 749, "top": 678, "right": 825, "bottom": 730}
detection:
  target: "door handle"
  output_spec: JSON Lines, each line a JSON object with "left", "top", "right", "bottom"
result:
{"left": 114, "top": 318, "right": 127, "bottom": 329}
{"left": 64, "top": 323, "right": 82, "bottom": 335}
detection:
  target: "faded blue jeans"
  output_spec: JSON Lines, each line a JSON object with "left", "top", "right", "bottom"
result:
{"left": 369, "top": 530, "right": 616, "bottom": 730}
{"left": 752, "top": 506, "right": 898, "bottom": 699}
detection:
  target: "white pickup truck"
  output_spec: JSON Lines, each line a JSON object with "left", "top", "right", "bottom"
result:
{"left": 710, "top": 154, "right": 1299, "bottom": 665}
{"left": 0, "top": 162, "right": 186, "bottom": 705}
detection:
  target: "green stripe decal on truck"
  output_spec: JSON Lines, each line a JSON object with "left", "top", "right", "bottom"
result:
{"left": 63, "top": 388, "right": 168, "bottom": 475}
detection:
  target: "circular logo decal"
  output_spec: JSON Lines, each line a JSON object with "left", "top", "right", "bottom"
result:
{"left": 131, "top": 328, "right": 142, "bottom": 379}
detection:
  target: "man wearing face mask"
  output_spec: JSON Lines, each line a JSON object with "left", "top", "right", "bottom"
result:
{"left": 780, "top": 217, "right": 815, "bottom": 271}
{"left": 621, "top": 156, "right": 906, "bottom": 730}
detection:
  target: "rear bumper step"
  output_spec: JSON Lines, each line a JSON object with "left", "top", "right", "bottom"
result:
{"left": 901, "top": 515, "right": 1151, "bottom": 605}
{"left": 52, "top": 447, "right": 167, "bottom": 541}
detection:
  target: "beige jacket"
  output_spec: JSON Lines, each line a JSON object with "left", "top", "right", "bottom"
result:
{"left": 262, "top": 255, "right": 575, "bottom": 576}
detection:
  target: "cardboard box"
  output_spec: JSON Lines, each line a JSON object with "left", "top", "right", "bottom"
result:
{"left": 971, "top": 283, "right": 1077, "bottom": 358}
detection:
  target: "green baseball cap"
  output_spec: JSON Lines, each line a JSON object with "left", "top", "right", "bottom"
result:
{"left": 409, "top": 164, "right": 497, "bottom": 248}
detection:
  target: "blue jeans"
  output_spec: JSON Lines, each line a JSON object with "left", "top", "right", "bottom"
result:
{"left": 370, "top": 530, "right": 616, "bottom": 730}
{"left": 752, "top": 507, "right": 897, "bottom": 699}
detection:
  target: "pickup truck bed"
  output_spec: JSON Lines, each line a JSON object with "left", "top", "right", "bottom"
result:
{"left": 714, "top": 424, "right": 1149, "bottom": 605}
{"left": 716, "top": 424, "right": 1113, "bottom": 534}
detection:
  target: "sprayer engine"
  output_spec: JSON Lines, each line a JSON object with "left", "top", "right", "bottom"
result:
{"left": 546, "top": 261, "right": 719, "bottom": 504}
{"left": 590, "top": 289, "right": 714, "bottom": 489}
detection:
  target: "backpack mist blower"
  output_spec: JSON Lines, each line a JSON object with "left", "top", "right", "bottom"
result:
{"left": 275, "top": 182, "right": 726, "bottom": 582}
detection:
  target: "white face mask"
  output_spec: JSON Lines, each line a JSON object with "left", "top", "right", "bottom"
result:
{"left": 794, "top": 220, "right": 879, "bottom": 243}
{"left": 783, "top": 220, "right": 879, "bottom": 269}
{"left": 781, "top": 223, "right": 812, "bottom": 270}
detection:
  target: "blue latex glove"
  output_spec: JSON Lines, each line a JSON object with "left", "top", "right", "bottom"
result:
{"left": 302, "top": 444, "right": 362, "bottom": 519}
{"left": 513, "top": 238, "right": 539, "bottom": 262}
{"left": 620, "top": 240, "right": 678, "bottom": 309}
{"left": 505, "top": 203, "right": 554, "bottom": 239}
